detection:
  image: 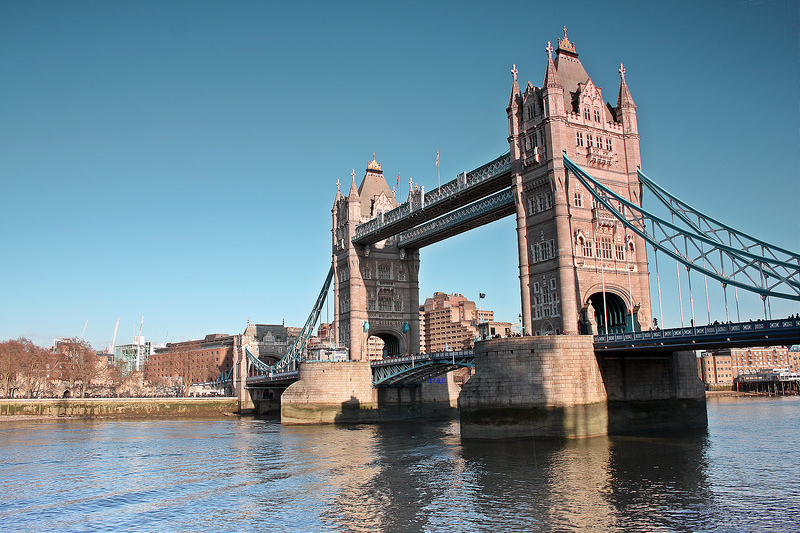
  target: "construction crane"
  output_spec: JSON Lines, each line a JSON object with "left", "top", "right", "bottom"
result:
{"left": 135, "top": 316, "right": 144, "bottom": 372}
{"left": 107, "top": 318, "right": 119, "bottom": 355}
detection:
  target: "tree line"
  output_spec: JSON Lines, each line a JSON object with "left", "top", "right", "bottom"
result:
{"left": 0, "top": 337, "right": 229, "bottom": 398}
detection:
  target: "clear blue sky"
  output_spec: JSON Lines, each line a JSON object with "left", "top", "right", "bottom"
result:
{"left": 2, "top": 0, "right": 798, "bottom": 350}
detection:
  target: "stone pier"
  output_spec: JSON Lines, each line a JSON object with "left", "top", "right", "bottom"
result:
{"left": 459, "top": 336, "right": 608, "bottom": 439}
{"left": 279, "top": 361, "right": 461, "bottom": 424}
{"left": 459, "top": 336, "right": 707, "bottom": 439}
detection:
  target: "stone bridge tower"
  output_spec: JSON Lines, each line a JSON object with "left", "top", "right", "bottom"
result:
{"left": 332, "top": 156, "right": 421, "bottom": 360}
{"left": 508, "top": 29, "right": 652, "bottom": 336}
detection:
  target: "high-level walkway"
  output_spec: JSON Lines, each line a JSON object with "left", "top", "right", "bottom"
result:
{"left": 353, "top": 153, "right": 512, "bottom": 247}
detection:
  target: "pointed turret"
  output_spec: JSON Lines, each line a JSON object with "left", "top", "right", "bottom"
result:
{"left": 348, "top": 168, "right": 359, "bottom": 200}
{"left": 543, "top": 42, "right": 562, "bottom": 89}
{"left": 357, "top": 154, "right": 398, "bottom": 219}
{"left": 507, "top": 64, "right": 523, "bottom": 160}
{"left": 541, "top": 41, "right": 564, "bottom": 117}
{"left": 616, "top": 63, "right": 638, "bottom": 133}
{"left": 508, "top": 63, "right": 522, "bottom": 109}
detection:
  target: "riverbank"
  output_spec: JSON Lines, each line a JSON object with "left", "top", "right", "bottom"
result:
{"left": 0, "top": 397, "right": 240, "bottom": 419}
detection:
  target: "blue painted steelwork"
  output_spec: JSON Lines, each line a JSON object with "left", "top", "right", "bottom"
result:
{"left": 397, "top": 189, "right": 515, "bottom": 248}
{"left": 371, "top": 350, "right": 474, "bottom": 386}
{"left": 637, "top": 169, "right": 800, "bottom": 265}
{"left": 246, "top": 266, "right": 334, "bottom": 377}
{"left": 353, "top": 153, "right": 512, "bottom": 245}
{"left": 245, "top": 370, "right": 300, "bottom": 387}
{"left": 562, "top": 154, "right": 800, "bottom": 301}
{"left": 594, "top": 317, "right": 800, "bottom": 352}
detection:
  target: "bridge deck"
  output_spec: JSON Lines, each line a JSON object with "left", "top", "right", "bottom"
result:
{"left": 594, "top": 318, "right": 799, "bottom": 353}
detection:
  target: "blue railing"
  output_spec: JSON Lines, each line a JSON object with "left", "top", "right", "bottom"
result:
{"left": 594, "top": 318, "right": 800, "bottom": 349}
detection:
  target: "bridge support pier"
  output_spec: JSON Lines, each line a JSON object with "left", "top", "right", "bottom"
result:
{"left": 279, "top": 361, "right": 462, "bottom": 424}
{"left": 459, "top": 336, "right": 608, "bottom": 439}
{"left": 459, "top": 336, "right": 707, "bottom": 440}
{"left": 281, "top": 361, "right": 377, "bottom": 424}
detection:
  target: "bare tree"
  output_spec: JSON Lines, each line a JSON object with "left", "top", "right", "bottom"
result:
{"left": 58, "top": 338, "right": 101, "bottom": 398}
{"left": 0, "top": 338, "right": 51, "bottom": 398}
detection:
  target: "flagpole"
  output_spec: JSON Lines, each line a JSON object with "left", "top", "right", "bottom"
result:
{"left": 436, "top": 150, "right": 440, "bottom": 189}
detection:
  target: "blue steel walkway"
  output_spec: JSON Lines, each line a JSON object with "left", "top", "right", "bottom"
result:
{"left": 594, "top": 317, "right": 799, "bottom": 352}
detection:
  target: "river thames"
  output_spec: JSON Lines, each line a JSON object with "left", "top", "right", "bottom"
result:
{"left": 1, "top": 396, "right": 798, "bottom": 532}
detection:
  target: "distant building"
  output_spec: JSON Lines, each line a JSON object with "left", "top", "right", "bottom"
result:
{"left": 420, "top": 292, "right": 497, "bottom": 353}
{"left": 699, "top": 346, "right": 793, "bottom": 386}
{"left": 477, "top": 321, "right": 514, "bottom": 340}
{"left": 147, "top": 334, "right": 236, "bottom": 385}
{"left": 114, "top": 337, "right": 151, "bottom": 375}
{"left": 241, "top": 324, "right": 299, "bottom": 366}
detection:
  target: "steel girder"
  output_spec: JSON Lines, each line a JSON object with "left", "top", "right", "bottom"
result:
{"left": 246, "top": 266, "right": 334, "bottom": 375}
{"left": 397, "top": 188, "right": 516, "bottom": 248}
{"left": 563, "top": 154, "right": 800, "bottom": 301}
{"left": 353, "top": 153, "right": 512, "bottom": 245}
{"left": 371, "top": 351, "right": 475, "bottom": 386}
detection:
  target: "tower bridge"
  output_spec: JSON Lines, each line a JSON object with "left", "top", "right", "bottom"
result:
{"left": 238, "top": 28, "right": 799, "bottom": 438}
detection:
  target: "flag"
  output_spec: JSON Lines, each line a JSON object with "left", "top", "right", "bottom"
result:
{"left": 479, "top": 293, "right": 486, "bottom": 299}
{"left": 396, "top": 172, "right": 400, "bottom": 190}
{"left": 436, "top": 150, "right": 439, "bottom": 167}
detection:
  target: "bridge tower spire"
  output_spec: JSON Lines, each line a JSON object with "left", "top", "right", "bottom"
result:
{"left": 508, "top": 28, "right": 652, "bottom": 336}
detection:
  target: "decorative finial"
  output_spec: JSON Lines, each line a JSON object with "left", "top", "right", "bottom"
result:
{"left": 367, "top": 153, "right": 382, "bottom": 171}
{"left": 336, "top": 178, "right": 341, "bottom": 193}
{"left": 351, "top": 169, "right": 356, "bottom": 182}
{"left": 557, "top": 26, "right": 576, "bottom": 53}
{"left": 619, "top": 63, "right": 626, "bottom": 80}
{"left": 511, "top": 63, "right": 518, "bottom": 82}
{"left": 546, "top": 41, "right": 553, "bottom": 60}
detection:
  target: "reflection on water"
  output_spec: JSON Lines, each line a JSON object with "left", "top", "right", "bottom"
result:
{"left": 0, "top": 397, "right": 798, "bottom": 532}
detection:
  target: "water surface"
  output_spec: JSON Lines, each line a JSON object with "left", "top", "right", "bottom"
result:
{"left": 1, "top": 396, "right": 797, "bottom": 532}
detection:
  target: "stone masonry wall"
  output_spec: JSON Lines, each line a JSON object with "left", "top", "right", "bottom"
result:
{"left": 281, "top": 361, "right": 377, "bottom": 424}
{"left": 460, "top": 336, "right": 606, "bottom": 409}
{"left": 459, "top": 336, "right": 608, "bottom": 439}
{"left": 0, "top": 397, "right": 240, "bottom": 418}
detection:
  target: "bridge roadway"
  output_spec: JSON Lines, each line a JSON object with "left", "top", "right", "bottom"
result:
{"left": 594, "top": 317, "right": 799, "bottom": 352}
{"left": 352, "top": 153, "right": 512, "bottom": 246}
{"left": 244, "top": 318, "right": 799, "bottom": 388}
